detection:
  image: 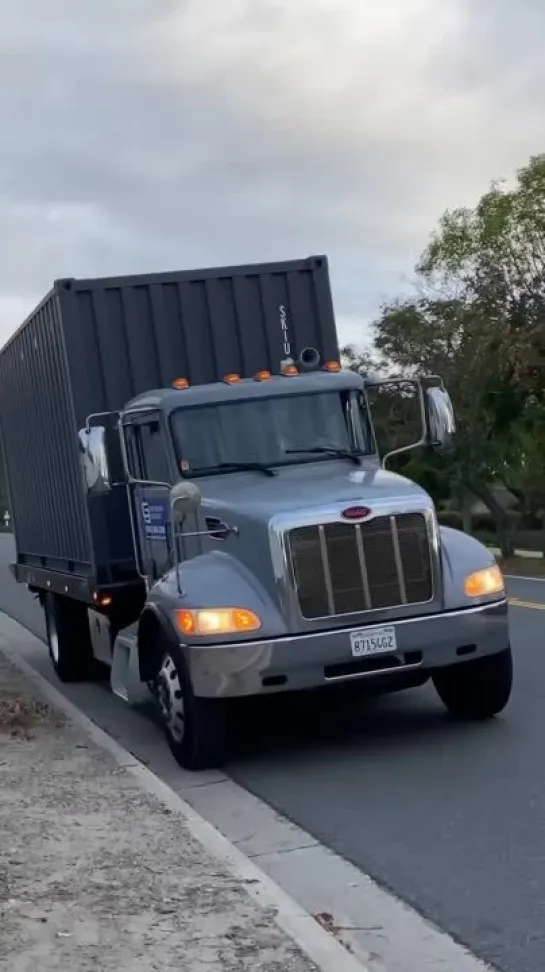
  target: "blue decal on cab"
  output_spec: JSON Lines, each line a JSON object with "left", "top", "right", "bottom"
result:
{"left": 141, "top": 497, "right": 170, "bottom": 541}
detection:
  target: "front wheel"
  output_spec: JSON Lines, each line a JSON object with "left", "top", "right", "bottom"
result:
{"left": 155, "top": 646, "right": 228, "bottom": 771}
{"left": 433, "top": 647, "right": 513, "bottom": 720}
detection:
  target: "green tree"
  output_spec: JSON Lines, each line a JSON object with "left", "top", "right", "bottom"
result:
{"left": 342, "top": 341, "right": 454, "bottom": 510}
{"left": 353, "top": 153, "right": 545, "bottom": 556}
{"left": 419, "top": 153, "right": 545, "bottom": 400}
{"left": 369, "top": 297, "right": 523, "bottom": 554}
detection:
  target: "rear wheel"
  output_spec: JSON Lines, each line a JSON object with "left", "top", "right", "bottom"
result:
{"left": 44, "top": 593, "right": 97, "bottom": 683}
{"left": 433, "top": 647, "right": 513, "bottom": 720}
{"left": 155, "top": 644, "right": 228, "bottom": 771}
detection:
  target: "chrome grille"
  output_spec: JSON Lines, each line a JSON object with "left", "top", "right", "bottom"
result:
{"left": 288, "top": 513, "right": 433, "bottom": 619}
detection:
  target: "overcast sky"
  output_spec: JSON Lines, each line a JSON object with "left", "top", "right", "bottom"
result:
{"left": 1, "top": 0, "right": 544, "bottom": 349}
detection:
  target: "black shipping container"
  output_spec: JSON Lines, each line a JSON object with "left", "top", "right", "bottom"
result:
{"left": 0, "top": 255, "right": 339, "bottom": 594}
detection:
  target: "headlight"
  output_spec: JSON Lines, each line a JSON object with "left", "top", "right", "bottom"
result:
{"left": 464, "top": 565, "right": 505, "bottom": 599}
{"left": 174, "top": 608, "right": 262, "bottom": 637}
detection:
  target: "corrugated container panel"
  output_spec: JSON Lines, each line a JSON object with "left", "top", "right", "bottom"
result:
{"left": 0, "top": 255, "right": 338, "bottom": 583}
{"left": 0, "top": 291, "right": 93, "bottom": 573}
{"left": 59, "top": 255, "right": 338, "bottom": 422}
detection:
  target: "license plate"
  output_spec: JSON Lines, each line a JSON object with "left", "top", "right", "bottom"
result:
{"left": 350, "top": 625, "right": 397, "bottom": 658}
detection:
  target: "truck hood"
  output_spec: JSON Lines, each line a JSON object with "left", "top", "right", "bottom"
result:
{"left": 198, "top": 460, "right": 431, "bottom": 518}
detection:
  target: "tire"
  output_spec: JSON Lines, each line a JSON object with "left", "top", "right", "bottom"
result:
{"left": 44, "top": 593, "right": 97, "bottom": 683}
{"left": 154, "top": 643, "right": 228, "bottom": 771}
{"left": 433, "top": 647, "right": 513, "bottom": 720}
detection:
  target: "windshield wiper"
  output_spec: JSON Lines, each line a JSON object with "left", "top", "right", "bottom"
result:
{"left": 284, "top": 447, "right": 363, "bottom": 466}
{"left": 195, "top": 461, "right": 276, "bottom": 478}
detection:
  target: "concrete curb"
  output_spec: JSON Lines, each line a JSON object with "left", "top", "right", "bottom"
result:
{"left": 0, "top": 618, "right": 368, "bottom": 972}
{"left": 488, "top": 546, "right": 543, "bottom": 559}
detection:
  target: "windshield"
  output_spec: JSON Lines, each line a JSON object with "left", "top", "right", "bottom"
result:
{"left": 170, "top": 390, "right": 374, "bottom": 477}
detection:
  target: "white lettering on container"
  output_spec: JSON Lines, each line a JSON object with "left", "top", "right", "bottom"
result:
{"left": 279, "top": 304, "right": 292, "bottom": 361}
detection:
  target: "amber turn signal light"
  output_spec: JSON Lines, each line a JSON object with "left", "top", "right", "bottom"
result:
{"left": 174, "top": 607, "right": 262, "bottom": 637}
{"left": 464, "top": 565, "right": 505, "bottom": 598}
{"left": 93, "top": 592, "right": 113, "bottom": 607}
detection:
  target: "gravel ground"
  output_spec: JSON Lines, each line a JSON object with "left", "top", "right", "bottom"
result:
{"left": 0, "top": 654, "right": 318, "bottom": 972}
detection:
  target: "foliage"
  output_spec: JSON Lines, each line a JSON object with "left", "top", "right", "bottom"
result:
{"left": 349, "top": 154, "right": 545, "bottom": 555}
{"left": 340, "top": 344, "right": 379, "bottom": 375}
{"left": 418, "top": 154, "right": 545, "bottom": 399}
{"left": 373, "top": 298, "right": 508, "bottom": 485}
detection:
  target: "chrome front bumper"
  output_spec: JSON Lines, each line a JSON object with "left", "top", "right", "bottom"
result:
{"left": 185, "top": 600, "right": 510, "bottom": 699}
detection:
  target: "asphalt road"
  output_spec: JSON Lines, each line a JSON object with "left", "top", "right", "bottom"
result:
{"left": 1, "top": 532, "right": 544, "bottom": 972}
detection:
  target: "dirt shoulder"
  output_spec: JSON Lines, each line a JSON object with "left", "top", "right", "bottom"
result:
{"left": 0, "top": 653, "right": 318, "bottom": 972}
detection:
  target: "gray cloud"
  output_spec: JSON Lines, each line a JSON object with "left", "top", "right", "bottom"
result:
{"left": 1, "top": 0, "right": 545, "bottom": 346}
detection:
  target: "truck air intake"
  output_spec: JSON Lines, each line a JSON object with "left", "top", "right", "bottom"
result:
{"left": 288, "top": 512, "right": 433, "bottom": 619}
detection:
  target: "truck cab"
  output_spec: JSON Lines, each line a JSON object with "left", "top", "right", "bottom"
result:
{"left": 76, "top": 365, "right": 511, "bottom": 770}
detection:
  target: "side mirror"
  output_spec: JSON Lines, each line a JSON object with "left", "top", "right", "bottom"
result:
{"left": 425, "top": 387, "right": 456, "bottom": 452}
{"left": 78, "top": 426, "right": 111, "bottom": 494}
{"left": 170, "top": 480, "right": 202, "bottom": 522}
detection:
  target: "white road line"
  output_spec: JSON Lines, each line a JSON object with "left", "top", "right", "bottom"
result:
{"left": 0, "top": 613, "right": 494, "bottom": 972}
{"left": 505, "top": 574, "right": 545, "bottom": 583}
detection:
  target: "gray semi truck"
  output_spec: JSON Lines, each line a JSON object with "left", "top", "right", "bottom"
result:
{"left": 0, "top": 256, "right": 512, "bottom": 769}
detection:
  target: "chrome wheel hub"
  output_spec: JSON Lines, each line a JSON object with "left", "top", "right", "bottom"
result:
{"left": 156, "top": 655, "right": 185, "bottom": 743}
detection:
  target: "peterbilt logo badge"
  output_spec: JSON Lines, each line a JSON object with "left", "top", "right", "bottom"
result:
{"left": 341, "top": 506, "right": 371, "bottom": 520}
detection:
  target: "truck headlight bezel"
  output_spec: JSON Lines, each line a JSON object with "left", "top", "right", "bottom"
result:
{"left": 174, "top": 607, "right": 262, "bottom": 637}
{"left": 463, "top": 565, "right": 505, "bottom": 599}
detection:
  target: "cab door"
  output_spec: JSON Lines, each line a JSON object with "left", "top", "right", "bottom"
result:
{"left": 122, "top": 413, "right": 174, "bottom": 583}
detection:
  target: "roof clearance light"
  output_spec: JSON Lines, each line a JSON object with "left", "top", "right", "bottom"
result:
{"left": 323, "top": 361, "right": 342, "bottom": 372}
{"left": 281, "top": 364, "right": 299, "bottom": 377}
{"left": 224, "top": 373, "right": 240, "bottom": 385}
{"left": 254, "top": 370, "right": 272, "bottom": 381}
{"left": 172, "top": 377, "right": 190, "bottom": 390}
